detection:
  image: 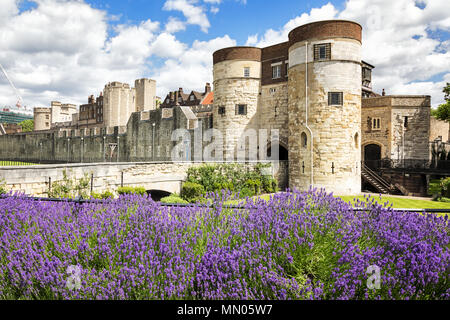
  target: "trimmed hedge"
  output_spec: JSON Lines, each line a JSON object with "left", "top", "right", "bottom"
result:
{"left": 160, "top": 195, "right": 189, "bottom": 205}
{"left": 117, "top": 186, "right": 147, "bottom": 196}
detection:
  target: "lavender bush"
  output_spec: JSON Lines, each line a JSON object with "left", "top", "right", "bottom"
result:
{"left": 0, "top": 189, "right": 448, "bottom": 300}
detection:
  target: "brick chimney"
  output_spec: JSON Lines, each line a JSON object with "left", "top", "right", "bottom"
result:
{"left": 205, "top": 83, "right": 211, "bottom": 94}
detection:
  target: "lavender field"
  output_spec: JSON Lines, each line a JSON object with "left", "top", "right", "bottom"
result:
{"left": 0, "top": 190, "right": 448, "bottom": 300}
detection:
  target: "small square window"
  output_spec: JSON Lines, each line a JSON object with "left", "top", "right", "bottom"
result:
{"left": 244, "top": 67, "right": 250, "bottom": 77}
{"left": 218, "top": 106, "right": 226, "bottom": 115}
{"left": 236, "top": 104, "right": 247, "bottom": 115}
{"left": 328, "top": 92, "right": 343, "bottom": 106}
{"left": 314, "top": 43, "right": 331, "bottom": 61}
{"left": 272, "top": 65, "right": 281, "bottom": 79}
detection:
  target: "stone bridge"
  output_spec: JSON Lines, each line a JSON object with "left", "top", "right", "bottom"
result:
{"left": 0, "top": 161, "right": 288, "bottom": 198}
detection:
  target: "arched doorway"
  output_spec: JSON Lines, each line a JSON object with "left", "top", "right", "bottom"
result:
{"left": 147, "top": 190, "right": 172, "bottom": 202}
{"left": 364, "top": 144, "right": 381, "bottom": 170}
{"left": 267, "top": 145, "right": 289, "bottom": 161}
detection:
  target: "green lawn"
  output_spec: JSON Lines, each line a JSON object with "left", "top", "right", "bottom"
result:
{"left": 338, "top": 195, "right": 450, "bottom": 210}
{"left": 229, "top": 193, "right": 450, "bottom": 214}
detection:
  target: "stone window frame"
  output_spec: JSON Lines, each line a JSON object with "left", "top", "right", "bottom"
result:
{"left": 271, "top": 62, "right": 282, "bottom": 79}
{"left": 269, "top": 87, "right": 277, "bottom": 94}
{"left": 328, "top": 92, "right": 343, "bottom": 106}
{"left": 371, "top": 118, "right": 381, "bottom": 131}
{"left": 235, "top": 104, "right": 247, "bottom": 116}
{"left": 314, "top": 43, "right": 331, "bottom": 61}
{"left": 285, "top": 60, "right": 289, "bottom": 77}
{"left": 244, "top": 67, "right": 250, "bottom": 78}
{"left": 301, "top": 132, "right": 308, "bottom": 148}
{"left": 218, "top": 106, "right": 226, "bottom": 116}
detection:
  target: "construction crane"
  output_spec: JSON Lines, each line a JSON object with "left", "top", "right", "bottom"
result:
{"left": 0, "top": 62, "right": 27, "bottom": 111}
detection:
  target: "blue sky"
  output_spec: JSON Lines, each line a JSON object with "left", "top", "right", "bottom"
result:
{"left": 1, "top": 0, "right": 449, "bottom": 108}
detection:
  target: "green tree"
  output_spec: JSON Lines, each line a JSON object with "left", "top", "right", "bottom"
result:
{"left": 432, "top": 83, "right": 450, "bottom": 121}
{"left": 18, "top": 119, "right": 34, "bottom": 132}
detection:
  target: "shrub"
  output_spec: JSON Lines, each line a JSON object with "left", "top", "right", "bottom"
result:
{"left": 440, "top": 178, "right": 450, "bottom": 197}
{"left": 160, "top": 195, "right": 189, "bottom": 204}
{"left": 91, "top": 190, "right": 115, "bottom": 200}
{"left": 186, "top": 163, "right": 279, "bottom": 199}
{"left": 0, "top": 179, "right": 7, "bottom": 195}
{"left": 181, "top": 182, "right": 205, "bottom": 203}
{"left": 48, "top": 170, "right": 90, "bottom": 199}
{"left": 117, "top": 186, "right": 146, "bottom": 196}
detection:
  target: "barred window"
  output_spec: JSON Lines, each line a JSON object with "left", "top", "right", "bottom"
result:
{"left": 328, "top": 92, "right": 343, "bottom": 106}
{"left": 244, "top": 67, "right": 250, "bottom": 77}
{"left": 314, "top": 43, "right": 331, "bottom": 61}
{"left": 235, "top": 104, "right": 247, "bottom": 115}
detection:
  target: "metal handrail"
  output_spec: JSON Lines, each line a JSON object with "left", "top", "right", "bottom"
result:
{"left": 362, "top": 163, "right": 393, "bottom": 191}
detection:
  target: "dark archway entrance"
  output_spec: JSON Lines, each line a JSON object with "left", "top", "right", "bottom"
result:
{"left": 364, "top": 144, "right": 381, "bottom": 170}
{"left": 147, "top": 190, "right": 172, "bottom": 202}
{"left": 267, "top": 145, "right": 289, "bottom": 161}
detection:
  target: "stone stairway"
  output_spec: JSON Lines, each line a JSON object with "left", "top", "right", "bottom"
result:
{"left": 362, "top": 163, "right": 404, "bottom": 195}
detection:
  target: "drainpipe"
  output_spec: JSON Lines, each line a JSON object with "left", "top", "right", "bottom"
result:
{"left": 305, "top": 42, "right": 314, "bottom": 187}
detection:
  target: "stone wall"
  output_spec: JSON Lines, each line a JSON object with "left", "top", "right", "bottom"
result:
{"left": 391, "top": 102, "right": 430, "bottom": 160}
{"left": 361, "top": 103, "right": 391, "bottom": 159}
{"left": 430, "top": 116, "right": 449, "bottom": 142}
{"left": 259, "top": 82, "right": 289, "bottom": 148}
{"left": 0, "top": 161, "right": 288, "bottom": 197}
{"left": 361, "top": 96, "right": 432, "bottom": 162}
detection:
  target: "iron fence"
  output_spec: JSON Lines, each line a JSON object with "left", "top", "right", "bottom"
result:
{"left": 363, "top": 159, "right": 450, "bottom": 173}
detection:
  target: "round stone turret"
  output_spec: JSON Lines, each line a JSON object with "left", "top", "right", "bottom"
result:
{"left": 212, "top": 47, "right": 262, "bottom": 160}
{"left": 287, "top": 20, "right": 362, "bottom": 195}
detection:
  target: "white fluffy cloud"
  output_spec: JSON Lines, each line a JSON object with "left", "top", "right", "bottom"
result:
{"left": 0, "top": 0, "right": 233, "bottom": 108}
{"left": 246, "top": 3, "right": 338, "bottom": 47}
{"left": 165, "top": 16, "right": 187, "bottom": 33}
{"left": 246, "top": 0, "right": 449, "bottom": 107}
{"left": 339, "top": 0, "right": 450, "bottom": 106}
{"left": 163, "top": 0, "right": 210, "bottom": 33}
{"left": 153, "top": 35, "right": 236, "bottom": 98}
{"left": 0, "top": 0, "right": 448, "bottom": 111}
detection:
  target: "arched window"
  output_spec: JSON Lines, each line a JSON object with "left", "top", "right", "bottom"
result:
{"left": 301, "top": 132, "right": 308, "bottom": 148}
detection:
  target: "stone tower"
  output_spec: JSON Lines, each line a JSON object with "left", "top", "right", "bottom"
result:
{"left": 135, "top": 78, "right": 156, "bottom": 112}
{"left": 287, "top": 20, "right": 362, "bottom": 195}
{"left": 103, "top": 82, "right": 135, "bottom": 128}
{"left": 212, "top": 47, "right": 262, "bottom": 160}
{"left": 34, "top": 108, "right": 51, "bottom": 131}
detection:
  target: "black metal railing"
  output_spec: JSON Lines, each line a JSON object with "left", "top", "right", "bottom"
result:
{"left": 363, "top": 159, "right": 450, "bottom": 173}
{"left": 1, "top": 195, "right": 450, "bottom": 214}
